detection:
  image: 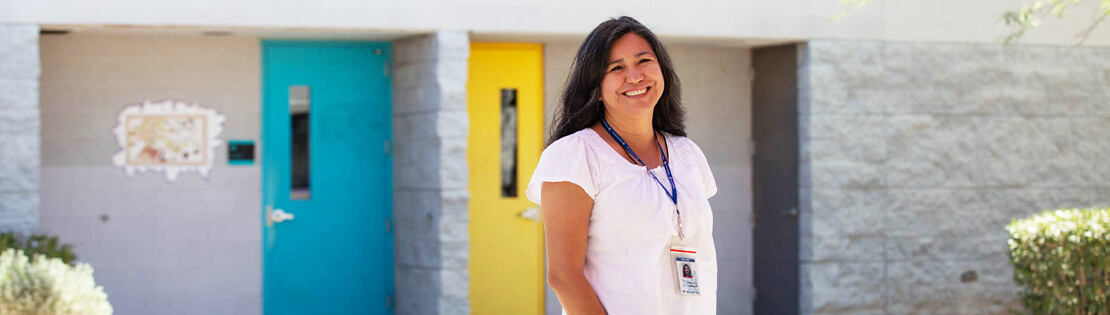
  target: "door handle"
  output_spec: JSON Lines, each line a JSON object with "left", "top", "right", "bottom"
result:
{"left": 783, "top": 208, "right": 799, "bottom": 219}
{"left": 519, "top": 206, "right": 541, "bottom": 223}
{"left": 267, "top": 205, "right": 296, "bottom": 227}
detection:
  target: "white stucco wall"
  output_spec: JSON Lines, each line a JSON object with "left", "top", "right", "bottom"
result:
{"left": 542, "top": 40, "right": 754, "bottom": 315}
{"left": 38, "top": 34, "right": 261, "bottom": 315}
{"left": 5, "top": 0, "right": 1110, "bottom": 46}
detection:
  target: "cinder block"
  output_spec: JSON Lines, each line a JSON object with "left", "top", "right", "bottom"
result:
{"left": 0, "top": 25, "right": 41, "bottom": 80}
{"left": 394, "top": 190, "right": 443, "bottom": 267}
{"left": 394, "top": 236, "right": 442, "bottom": 268}
{"left": 438, "top": 268, "right": 470, "bottom": 305}
{"left": 393, "top": 61, "right": 438, "bottom": 92}
{"left": 393, "top": 34, "right": 437, "bottom": 65}
{"left": 806, "top": 114, "right": 888, "bottom": 141}
{"left": 806, "top": 40, "right": 881, "bottom": 66}
{"left": 440, "top": 190, "right": 470, "bottom": 221}
{"left": 394, "top": 140, "right": 442, "bottom": 170}
{"left": 437, "top": 138, "right": 469, "bottom": 190}
{"left": 438, "top": 81, "right": 468, "bottom": 111}
{"left": 436, "top": 60, "right": 469, "bottom": 90}
{"left": 393, "top": 161, "right": 435, "bottom": 190}
{"left": 805, "top": 136, "right": 884, "bottom": 164}
{"left": 808, "top": 236, "right": 885, "bottom": 263}
{"left": 439, "top": 293, "right": 470, "bottom": 315}
{"left": 434, "top": 31, "right": 469, "bottom": 60}
{"left": 435, "top": 110, "right": 469, "bottom": 138}
{"left": 394, "top": 266, "right": 441, "bottom": 314}
{"left": 392, "top": 85, "right": 441, "bottom": 115}
{"left": 808, "top": 160, "right": 883, "bottom": 189}
{"left": 810, "top": 205, "right": 884, "bottom": 239}
{"left": 807, "top": 262, "right": 885, "bottom": 312}
{"left": 0, "top": 79, "right": 38, "bottom": 110}
{"left": 439, "top": 240, "right": 468, "bottom": 271}
{"left": 437, "top": 206, "right": 468, "bottom": 242}
{"left": 0, "top": 192, "right": 38, "bottom": 220}
{"left": 0, "top": 139, "right": 40, "bottom": 193}
{"left": 394, "top": 112, "right": 441, "bottom": 142}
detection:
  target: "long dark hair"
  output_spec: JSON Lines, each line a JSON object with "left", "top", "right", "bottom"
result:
{"left": 548, "top": 16, "right": 686, "bottom": 145}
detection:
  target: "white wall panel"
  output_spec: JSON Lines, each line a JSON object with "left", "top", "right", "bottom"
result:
{"left": 6, "top": 0, "right": 1110, "bottom": 46}
{"left": 38, "top": 34, "right": 261, "bottom": 315}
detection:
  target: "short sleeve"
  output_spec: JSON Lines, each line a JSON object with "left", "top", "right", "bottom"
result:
{"left": 526, "top": 134, "right": 600, "bottom": 204}
{"left": 688, "top": 139, "right": 718, "bottom": 198}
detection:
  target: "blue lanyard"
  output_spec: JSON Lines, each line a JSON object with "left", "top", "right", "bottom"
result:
{"left": 599, "top": 118, "right": 678, "bottom": 214}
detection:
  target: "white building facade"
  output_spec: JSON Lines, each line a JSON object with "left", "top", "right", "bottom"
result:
{"left": 1, "top": 0, "right": 1109, "bottom": 314}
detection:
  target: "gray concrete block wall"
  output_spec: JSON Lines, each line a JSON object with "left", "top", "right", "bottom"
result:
{"left": 392, "top": 30, "right": 470, "bottom": 315}
{"left": 798, "top": 40, "right": 1110, "bottom": 314}
{"left": 38, "top": 34, "right": 261, "bottom": 315}
{"left": 0, "top": 24, "right": 41, "bottom": 235}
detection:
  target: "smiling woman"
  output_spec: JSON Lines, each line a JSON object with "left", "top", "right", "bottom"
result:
{"left": 599, "top": 34, "right": 665, "bottom": 125}
{"left": 529, "top": 16, "right": 719, "bottom": 315}
{"left": 548, "top": 16, "right": 686, "bottom": 146}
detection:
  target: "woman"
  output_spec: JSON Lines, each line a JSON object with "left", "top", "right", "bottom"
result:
{"left": 526, "top": 16, "right": 718, "bottom": 314}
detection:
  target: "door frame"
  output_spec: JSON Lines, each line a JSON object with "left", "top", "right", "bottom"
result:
{"left": 467, "top": 42, "right": 548, "bottom": 315}
{"left": 751, "top": 43, "right": 801, "bottom": 315}
{"left": 260, "top": 39, "right": 395, "bottom": 315}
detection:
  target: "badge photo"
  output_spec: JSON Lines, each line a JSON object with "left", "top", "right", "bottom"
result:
{"left": 669, "top": 237, "right": 700, "bottom": 296}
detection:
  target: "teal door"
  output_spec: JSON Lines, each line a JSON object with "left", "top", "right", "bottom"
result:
{"left": 262, "top": 41, "right": 393, "bottom": 315}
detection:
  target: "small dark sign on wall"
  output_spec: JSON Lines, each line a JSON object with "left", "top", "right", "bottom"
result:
{"left": 228, "top": 140, "right": 255, "bottom": 166}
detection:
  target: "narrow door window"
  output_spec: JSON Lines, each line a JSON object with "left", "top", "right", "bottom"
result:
{"left": 290, "top": 85, "right": 311, "bottom": 200}
{"left": 500, "top": 88, "right": 518, "bottom": 197}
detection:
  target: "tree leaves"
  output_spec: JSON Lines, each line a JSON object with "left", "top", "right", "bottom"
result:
{"left": 836, "top": 0, "right": 1109, "bottom": 45}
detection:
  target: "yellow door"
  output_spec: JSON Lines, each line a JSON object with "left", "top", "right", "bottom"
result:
{"left": 468, "top": 43, "right": 545, "bottom": 315}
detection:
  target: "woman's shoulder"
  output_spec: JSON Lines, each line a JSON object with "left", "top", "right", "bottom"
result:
{"left": 665, "top": 133, "right": 703, "bottom": 166}
{"left": 543, "top": 128, "right": 621, "bottom": 164}
{"left": 551, "top": 128, "right": 594, "bottom": 143}
{"left": 544, "top": 128, "right": 592, "bottom": 152}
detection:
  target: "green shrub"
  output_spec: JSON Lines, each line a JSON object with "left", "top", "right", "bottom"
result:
{"left": 1007, "top": 208, "right": 1110, "bottom": 314}
{"left": 0, "top": 233, "right": 76, "bottom": 265}
{"left": 0, "top": 249, "right": 112, "bottom": 315}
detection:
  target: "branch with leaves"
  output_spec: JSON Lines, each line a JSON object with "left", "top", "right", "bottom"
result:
{"left": 835, "top": 0, "right": 1110, "bottom": 45}
{"left": 1002, "top": 0, "right": 1110, "bottom": 44}
{"left": 831, "top": 0, "right": 875, "bottom": 22}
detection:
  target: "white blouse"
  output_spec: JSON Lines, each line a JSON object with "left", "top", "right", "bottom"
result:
{"left": 526, "top": 128, "right": 719, "bottom": 315}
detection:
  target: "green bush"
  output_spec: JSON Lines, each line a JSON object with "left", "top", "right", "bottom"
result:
{"left": 1007, "top": 208, "right": 1110, "bottom": 314}
{"left": 0, "top": 233, "right": 76, "bottom": 265}
{"left": 0, "top": 249, "right": 113, "bottom": 315}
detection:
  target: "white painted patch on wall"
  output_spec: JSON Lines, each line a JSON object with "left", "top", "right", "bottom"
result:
{"left": 110, "top": 100, "right": 227, "bottom": 181}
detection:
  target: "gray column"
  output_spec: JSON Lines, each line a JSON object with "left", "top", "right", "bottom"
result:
{"left": 392, "top": 30, "right": 470, "bottom": 315}
{"left": 0, "top": 24, "right": 41, "bottom": 235}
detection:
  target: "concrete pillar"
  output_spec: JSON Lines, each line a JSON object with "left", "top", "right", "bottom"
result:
{"left": 0, "top": 24, "right": 41, "bottom": 235}
{"left": 392, "top": 30, "right": 470, "bottom": 315}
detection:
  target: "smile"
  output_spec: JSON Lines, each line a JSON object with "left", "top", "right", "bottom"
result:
{"left": 623, "top": 86, "right": 650, "bottom": 97}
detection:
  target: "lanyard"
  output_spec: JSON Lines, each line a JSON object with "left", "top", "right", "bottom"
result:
{"left": 600, "top": 117, "right": 684, "bottom": 239}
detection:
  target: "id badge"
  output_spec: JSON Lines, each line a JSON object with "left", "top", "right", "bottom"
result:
{"left": 669, "top": 236, "right": 700, "bottom": 296}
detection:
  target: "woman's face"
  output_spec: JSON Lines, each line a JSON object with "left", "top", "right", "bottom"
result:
{"left": 600, "top": 33, "right": 664, "bottom": 119}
